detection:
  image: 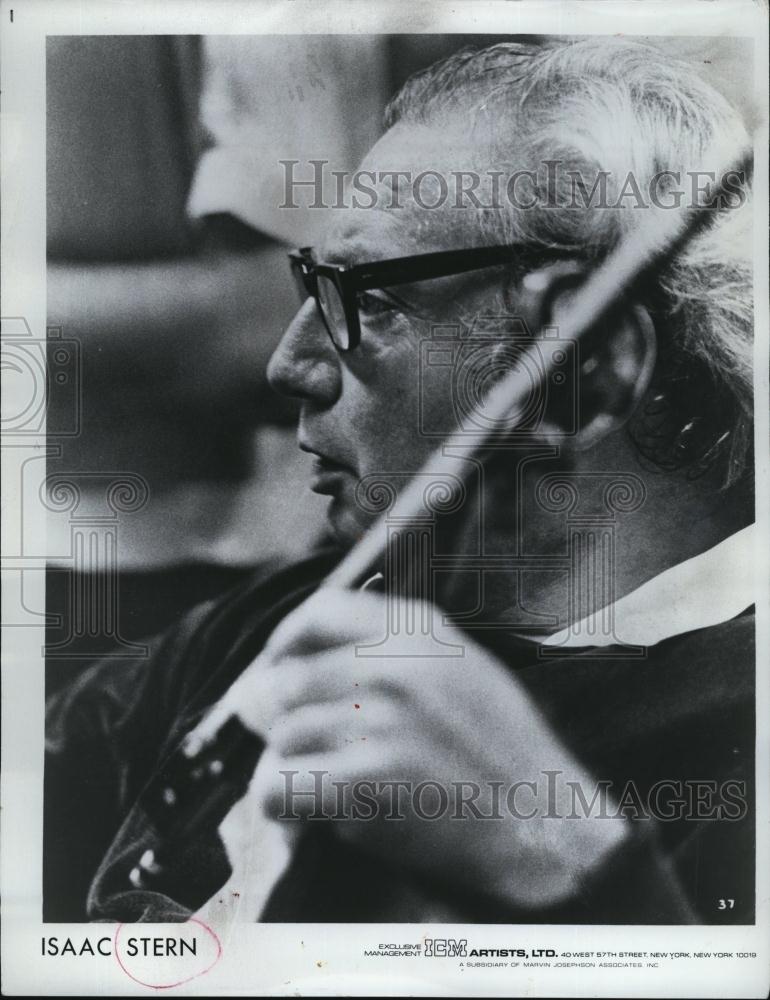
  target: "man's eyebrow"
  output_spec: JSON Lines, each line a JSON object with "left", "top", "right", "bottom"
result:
{"left": 322, "top": 252, "right": 355, "bottom": 267}
{"left": 318, "top": 243, "right": 370, "bottom": 267}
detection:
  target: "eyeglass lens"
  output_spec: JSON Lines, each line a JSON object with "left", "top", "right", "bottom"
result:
{"left": 316, "top": 274, "right": 350, "bottom": 350}
{"left": 289, "top": 255, "right": 351, "bottom": 350}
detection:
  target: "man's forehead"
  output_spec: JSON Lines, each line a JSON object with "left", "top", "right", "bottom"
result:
{"left": 319, "top": 121, "right": 493, "bottom": 263}
{"left": 319, "top": 211, "right": 410, "bottom": 265}
{"left": 360, "top": 120, "right": 486, "bottom": 175}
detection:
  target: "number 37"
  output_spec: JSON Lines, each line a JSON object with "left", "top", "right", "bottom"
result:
{"left": 718, "top": 899, "right": 735, "bottom": 909}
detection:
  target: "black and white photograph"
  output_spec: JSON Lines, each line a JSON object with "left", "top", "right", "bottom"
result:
{"left": 2, "top": 1, "right": 768, "bottom": 996}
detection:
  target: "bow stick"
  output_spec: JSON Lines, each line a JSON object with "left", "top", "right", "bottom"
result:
{"left": 128, "top": 150, "right": 753, "bottom": 892}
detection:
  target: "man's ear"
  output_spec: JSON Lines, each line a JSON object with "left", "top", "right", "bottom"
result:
{"left": 510, "top": 263, "right": 657, "bottom": 451}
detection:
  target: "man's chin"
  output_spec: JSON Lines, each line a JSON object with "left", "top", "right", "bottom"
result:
{"left": 324, "top": 494, "right": 371, "bottom": 550}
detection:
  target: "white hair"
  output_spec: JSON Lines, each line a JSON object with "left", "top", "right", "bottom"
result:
{"left": 386, "top": 39, "right": 754, "bottom": 486}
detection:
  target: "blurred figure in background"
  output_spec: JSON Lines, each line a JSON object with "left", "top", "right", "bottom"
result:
{"left": 45, "top": 35, "right": 387, "bottom": 685}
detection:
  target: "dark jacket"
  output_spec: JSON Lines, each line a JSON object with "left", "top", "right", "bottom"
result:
{"left": 44, "top": 550, "right": 755, "bottom": 924}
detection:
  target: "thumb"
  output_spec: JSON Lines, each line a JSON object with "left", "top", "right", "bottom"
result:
{"left": 263, "top": 586, "right": 387, "bottom": 660}
{"left": 182, "top": 657, "right": 275, "bottom": 751}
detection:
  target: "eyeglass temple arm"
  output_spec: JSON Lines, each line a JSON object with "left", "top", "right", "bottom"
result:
{"left": 348, "top": 245, "right": 578, "bottom": 290}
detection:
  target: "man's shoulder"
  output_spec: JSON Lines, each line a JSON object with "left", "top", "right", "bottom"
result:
{"left": 191, "top": 546, "right": 341, "bottom": 637}
{"left": 47, "top": 547, "right": 344, "bottom": 741}
{"left": 512, "top": 609, "right": 755, "bottom": 779}
{"left": 642, "top": 606, "right": 755, "bottom": 687}
{"left": 147, "top": 545, "right": 345, "bottom": 709}
{"left": 529, "top": 607, "right": 754, "bottom": 688}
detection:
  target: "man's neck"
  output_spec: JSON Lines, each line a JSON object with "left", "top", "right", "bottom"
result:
{"left": 433, "top": 442, "right": 752, "bottom": 636}
{"left": 526, "top": 462, "right": 752, "bottom": 634}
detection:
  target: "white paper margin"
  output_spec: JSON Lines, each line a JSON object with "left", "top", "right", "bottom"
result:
{"left": 1, "top": 1, "right": 768, "bottom": 996}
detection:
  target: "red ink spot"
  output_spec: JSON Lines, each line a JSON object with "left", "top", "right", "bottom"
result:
{"left": 354, "top": 703, "right": 360, "bottom": 709}
{"left": 231, "top": 891, "right": 240, "bottom": 897}
{"left": 113, "top": 918, "right": 222, "bottom": 989}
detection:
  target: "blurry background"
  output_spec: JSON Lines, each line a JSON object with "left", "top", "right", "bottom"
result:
{"left": 44, "top": 34, "right": 753, "bottom": 684}
{"left": 44, "top": 34, "right": 526, "bottom": 681}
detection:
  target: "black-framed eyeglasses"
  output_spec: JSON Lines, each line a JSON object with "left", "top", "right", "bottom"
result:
{"left": 288, "top": 244, "right": 573, "bottom": 351}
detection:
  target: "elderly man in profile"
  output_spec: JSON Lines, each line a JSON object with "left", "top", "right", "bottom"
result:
{"left": 45, "top": 38, "right": 755, "bottom": 925}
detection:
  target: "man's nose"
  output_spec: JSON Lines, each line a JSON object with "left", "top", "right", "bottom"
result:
{"left": 267, "top": 298, "right": 341, "bottom": 404}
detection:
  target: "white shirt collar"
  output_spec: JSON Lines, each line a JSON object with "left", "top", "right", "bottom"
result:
{"left": 541, "top": 524, "right": 755, "bottom": 649}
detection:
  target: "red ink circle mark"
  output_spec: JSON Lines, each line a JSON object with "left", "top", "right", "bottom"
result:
{"left": 113, "top": 917, "right": 222, "bottom": 989}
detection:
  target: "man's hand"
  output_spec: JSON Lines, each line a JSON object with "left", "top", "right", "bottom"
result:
{"left": 191, "top": 587, "right": 628, "bottom": 910}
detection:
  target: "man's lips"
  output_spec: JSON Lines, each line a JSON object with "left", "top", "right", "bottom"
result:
{"left": 298, "top": 441, "right": 354, "bottom": 493}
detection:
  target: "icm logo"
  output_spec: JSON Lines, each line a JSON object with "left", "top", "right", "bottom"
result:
{"left": 423, "top": 938, "right": 467, "bottom": 957}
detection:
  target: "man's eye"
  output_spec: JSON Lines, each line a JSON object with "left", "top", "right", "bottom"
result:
{"left": 356, "top": 290, "right": 399, "bottom": 318}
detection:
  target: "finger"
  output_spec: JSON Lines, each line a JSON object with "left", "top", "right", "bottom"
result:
{"left": 258, "top": 743, "right": 391, "bottom": 820}
{"left": 182, "top": 696, "right": 245, "bottom": 755}
{"left": 269, "top": 695, "right": 401, "bottom": 757}
{"left": 183, "top": 657, "right": 278, "bottom": 749}
{"left": 182, "top": 642, "right": 377, "bottom": 753}
{"left": 270, "top": 656, "right": 355, "bottom": 713}
{"left": 263, "top": 587, "right": 390, "bottom": 660}
{"left": 183, "top": 590, "right": 432, "bottom": 751}
{"left": 208, "top": 647, "right": 387, "bottom": 738}
{"left": 271, "top": 654, "right": 401, "bottom": 716}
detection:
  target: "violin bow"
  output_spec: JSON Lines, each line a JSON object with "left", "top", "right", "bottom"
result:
{"left": 129, "top": 149, "right": 753, "bottom": 893}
